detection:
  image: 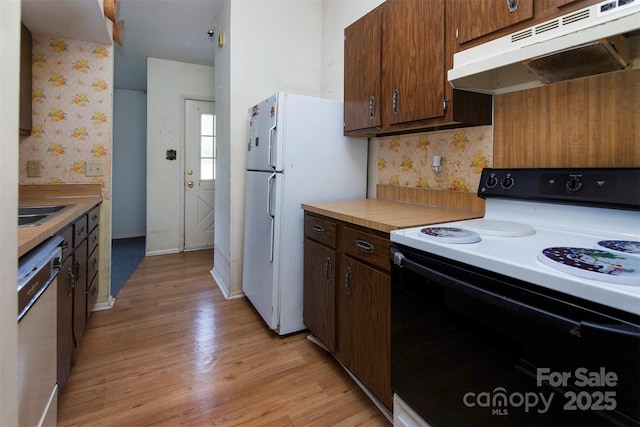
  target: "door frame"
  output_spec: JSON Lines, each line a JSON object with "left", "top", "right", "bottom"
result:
{"left": 179, "top": 95, "right": 215, "bottom": 251}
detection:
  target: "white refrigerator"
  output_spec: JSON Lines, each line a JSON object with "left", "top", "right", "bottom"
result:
{"left": 242, "top": 92, "right": 367, "bottom": 335}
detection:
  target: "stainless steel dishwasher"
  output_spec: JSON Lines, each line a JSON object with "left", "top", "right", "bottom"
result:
{"left": 18, "top": 236, "right": 63, "bottom": 427}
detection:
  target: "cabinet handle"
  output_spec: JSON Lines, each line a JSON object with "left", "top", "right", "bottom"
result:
{"left": 369, "top": 96, "right": 376, "bottom": 120}
{"left": 91, "top": 214, "right": 98, "bottom": 221}
{"left": 75, "top": 260, "right": 83, "bottom": 279}
{"left": 325, "top": 257, "right": 332, "bottom": 281}
{"left": 77, "top": 226, "right": 85, "bottom": 236}
{"left": 355, "top": 239, "right": 374, "bottom": 254}
{"left": 91, "top": 257, "right": 98, "bottom": 267}
{"left": 62, "top": 239, "right": 70, "bottom": 250}
{"left": 67, "top": 267, "right": 75, "bottom": 296}
{"left": 87, "top": 286, "right": 97, "bottom": 296}
{"left": 392, "top": 89, "right": 399, "bottom": 116}
{"left": 312, "top": 225, "right": 325, "bottom": 235}
{"left": 507, "top": 0, "right": 519, "bottom": 12}
{"left": 92, "top": 235, "right": 98, "bottom": 244}
{"left": 345, "top": 266, "right": 352, "bottom": 296}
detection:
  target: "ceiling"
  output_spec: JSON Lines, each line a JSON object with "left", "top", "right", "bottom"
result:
{"left": 114, "top": 0, "right": 222, "bottom": 91}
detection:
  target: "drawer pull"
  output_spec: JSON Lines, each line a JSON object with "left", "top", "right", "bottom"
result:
{"left": 355, "top": 239, "right": 374, "bottom": 254}
{"left": 312, "top": 225, "right": 325, "bottom": 235}
{"left": 91, "top": 214, "right": 98, "bottom": 221}
{"left": 91, "top": 257, "right": 98, "bottom": 267}
{"left": 77, "top": 226, "right": 85, "bottom": 236}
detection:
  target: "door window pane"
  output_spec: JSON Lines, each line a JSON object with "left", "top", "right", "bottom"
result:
{"left": 201, "top": 159, "right": 214, "bottom": 180}
{"left": 200, "top": 113, "right": 216, "bottom": 180}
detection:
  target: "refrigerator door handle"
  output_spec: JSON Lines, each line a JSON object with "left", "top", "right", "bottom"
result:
{"left": 267, "top": 123, "right": 277, "bottom": 170}
{"left": 267, "top": 172, "right": 277, "bottom": 262}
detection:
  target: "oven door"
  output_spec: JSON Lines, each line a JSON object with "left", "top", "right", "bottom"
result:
{"left": 390, "top": 244, "right": 640, "bottom": 427}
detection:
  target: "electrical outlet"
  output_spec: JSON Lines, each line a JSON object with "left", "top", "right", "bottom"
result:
{"left": 27, "top": 160, "right": 42, "bottom": 177}
{"left": 86, "top": 161, "right": 104, "bottom": 177}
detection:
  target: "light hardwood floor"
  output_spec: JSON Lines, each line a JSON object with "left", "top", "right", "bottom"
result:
{"left": 58, "top": 250, "right": 390, "bottom": 426}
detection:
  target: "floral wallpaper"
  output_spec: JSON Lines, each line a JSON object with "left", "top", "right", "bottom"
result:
{"left": 376, "top": 125, "right": 493, "bottom": 192}
{"left": 20, "top": 36, "right": 113, "bottom": 199}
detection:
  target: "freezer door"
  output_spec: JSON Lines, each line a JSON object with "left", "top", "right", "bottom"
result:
{"left": 247, "top": 93, "right": 279, "bottom": 172}
{"left": 242, "top": 170, "right": 283, "bottom": 331}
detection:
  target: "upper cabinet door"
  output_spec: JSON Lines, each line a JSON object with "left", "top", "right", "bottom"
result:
{"left": 452, "top": 0, "right": 534, "bottom": 46}
{"left": 344, "top": 6, "right": 383, "bottom": 133}
{"left": 381, "top": 0, "right": 445, "bottom": 126}
{"left": 451, "top": 0, "right": 601, "bottom": 52}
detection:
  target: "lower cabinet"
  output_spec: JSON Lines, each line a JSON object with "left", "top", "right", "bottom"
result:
{"left": 303, "top": 212, "right": 392, "bottom": 410}
{"left": 73, "top": 238, "right": 88, "bottom": 349}
{"left": 56, "top": 203, "right": 101, "bottom": 390}
{"left": 56, "top": 255, "right": 74, "bottom": 393}
{"left": 337, "top": 255, "right": 391, "bottom": 410}
{"left": 303, "top": 239, "right": 337, "bottom": 352}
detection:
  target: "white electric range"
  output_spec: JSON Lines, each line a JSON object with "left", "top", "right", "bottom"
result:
{"left": 390, "top": 168, "right": 640, "bottom": 427}
{"left": 391, "top": 168, "right": 640, "bottom": 315}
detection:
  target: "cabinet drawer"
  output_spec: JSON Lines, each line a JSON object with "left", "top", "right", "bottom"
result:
{"left": 59, "top": 226, "right": 74, "bottom": 261}
{"left": 73, "top": 215, "right": 88, "bottom": 247}
{"left": 87, "top": 248, "right": 99, "bottom": 285}
{"left": 88, "top": 225, "right": 99, "bottom": 257}
{"left": 304, "top": 213, "right": 337, "bottom": 249}
{"left": 341, "top": 226, "right": 391, "bottom": 272}
{"left": 88, "top": 205, "right": 100, "bottom": 231}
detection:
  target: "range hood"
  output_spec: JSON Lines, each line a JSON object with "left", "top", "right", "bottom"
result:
{"left": 448, "top": 0, "right": 640, "bottom": 94}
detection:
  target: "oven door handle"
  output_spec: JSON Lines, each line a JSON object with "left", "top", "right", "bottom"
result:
{"left": 393, "top": 249, "right": 581, "bottom": 336}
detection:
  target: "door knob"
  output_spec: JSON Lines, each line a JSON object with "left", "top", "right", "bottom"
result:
{"left": 187, "top": 169, "right": 193, "bottom": 175}
{"left": 187, "top": 181, "right": 194, "bottom": 188}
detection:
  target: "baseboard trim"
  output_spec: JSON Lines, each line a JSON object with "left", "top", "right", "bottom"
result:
{"left": 92, "top": 295, "right": 115, "bottom": 312}
{"left": 111, "top": 233, "right": 145, "bottom": 240}
{"left": 146, "top": 248, "right": 179, "bottom": 256}
{"left": 211, "top": 268, "right": 244, "bottom": 300}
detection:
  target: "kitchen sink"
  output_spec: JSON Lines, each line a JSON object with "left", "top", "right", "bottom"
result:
{"left": 19, "top": 214, "right": 48, "bottom": 226}
{"left": 19, "top": 205, "right": 68, "bottom": 216}
{"left": 18, "top": 204, "right": 75, "bottom": 227}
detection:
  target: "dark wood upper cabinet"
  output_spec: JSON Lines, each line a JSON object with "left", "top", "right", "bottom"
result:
{"left": 381, "top": 0, "right": 445, "bottom": 127}
{"left": 20, "top": 24, "right": 32, "bottom": 136}
{"left": 344, "top": 6, "right": 383, "bottom": 134}
{"left": 344, "top": 0, "right": 492, "bottom": 137}
{"left": 450, "top": 0, "right": 602, "bottom": 52}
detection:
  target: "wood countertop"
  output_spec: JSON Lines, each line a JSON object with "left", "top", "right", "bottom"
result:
{"left": 19, "top": 185, "right": 102, "bottom": 257}
{"left": 301, "top": 199, "right": 483, "bottom": 234}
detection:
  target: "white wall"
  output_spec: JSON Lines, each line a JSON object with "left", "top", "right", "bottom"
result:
{"left": 0, "top": 1, "right": 20, "bottom": 424}
{"left": 212, "top": 0, "right": 384, "bottom": 297}
{"left": 113, "top": 89, "right": 147, "bottom": 239}
{"left": 146, "top": 58, "right": 214, "bottom": 254}
{"left": 321, "top": 0, "right": 384, "bottom": 100}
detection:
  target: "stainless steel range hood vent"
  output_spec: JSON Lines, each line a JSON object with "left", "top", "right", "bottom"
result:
{"left": 448, "top": 0, "right": 640, "bottom": 94}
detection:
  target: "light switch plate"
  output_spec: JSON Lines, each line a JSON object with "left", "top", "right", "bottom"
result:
{"left": 86, "top": 161, "right": 104, "bottom": 177}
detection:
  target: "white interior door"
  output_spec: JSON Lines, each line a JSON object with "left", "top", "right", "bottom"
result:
{"left": 184, "top": 100, "right": 215, "bottom": 250}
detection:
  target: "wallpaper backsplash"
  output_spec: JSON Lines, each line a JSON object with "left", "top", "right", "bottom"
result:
{"left": 20, "top": 36, "right": 113, "bottom": 199}
{"left": 377, "top": 125, "right": 493, "bottom": 192}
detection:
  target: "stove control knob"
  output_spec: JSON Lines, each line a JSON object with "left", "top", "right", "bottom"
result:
{"left": 485, "top": 174, "right": 498, "bottom": 188}
{"left": 566, "top": 176, "right": 584, "bottom": 193}
{"left": 501, "top": 174, "right": 515, "bottom": 189}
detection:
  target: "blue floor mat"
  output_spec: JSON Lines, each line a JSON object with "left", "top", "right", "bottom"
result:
{"left": 110, "top": 237, "right": 145, "bottom": 297}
